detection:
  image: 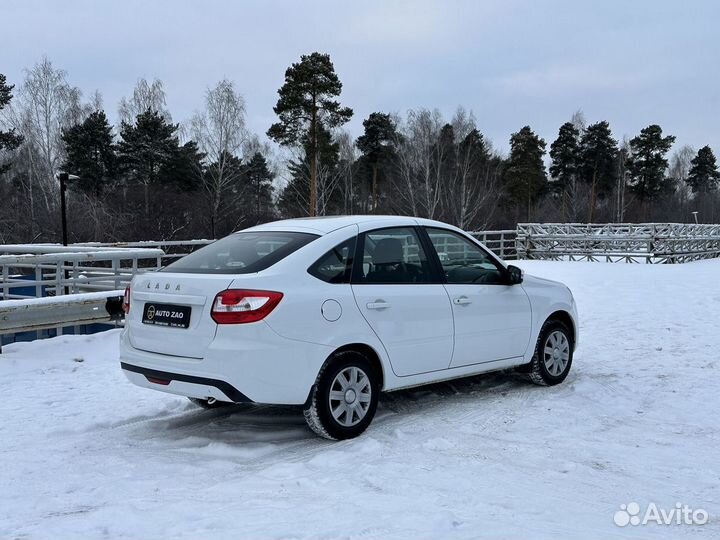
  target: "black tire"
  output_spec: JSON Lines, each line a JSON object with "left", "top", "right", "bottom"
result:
{"left": 304, "top": 351, "right": 380, "bottom": 440}
{"left": 522, "top": 319, "right": 574, "bottom": 386}
{"left": 188, "top": 397, "right": 233, "bottom": 410}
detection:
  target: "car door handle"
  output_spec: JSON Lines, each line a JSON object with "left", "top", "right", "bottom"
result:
{"left": 453, "top": 296, "right": 472, "bottom": 306}
{"left": 366, "top": 301, "right": 390, "bottom": 310}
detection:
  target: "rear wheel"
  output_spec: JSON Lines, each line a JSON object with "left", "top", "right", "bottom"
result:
{"left": 304, "top": 351, "right": 380, "bottom": 440}
{"left": 523, "top": 319, "right": 574, "bottom": 386}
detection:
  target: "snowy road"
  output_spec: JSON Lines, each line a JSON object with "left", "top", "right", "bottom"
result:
{"left": 1, "top": 260, "right": 718, "bottom": 539}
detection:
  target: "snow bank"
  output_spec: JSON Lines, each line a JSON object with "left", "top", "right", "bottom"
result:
{"left": 0, "top": 260, "right": 718, "bottom": 539}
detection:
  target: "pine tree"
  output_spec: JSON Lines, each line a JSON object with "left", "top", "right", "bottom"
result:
{"left": 356, "top": 112, "right": 398, "bottom": 212}
{"left": 0, "top": 74, "right": 23, "bottom": 175}
{"left": 243, "top": 152, "right": 275, "bottom": 224}
{"left": 267, "top": 52, "right": 352, "bottom": 216}
{"left": 687, "top": 146, "right": 720, "bottom": 222}
{"left": 686, "top": 146, "right": 720, "bottom": 193}
{"left": 549, "top": 122, "right": 580, "bottom": 221}
{"left": 161, "top": 140, "right": 203, "bottom": 192}
{"left": 503, "top": 126, "right": 547, "bottom": 221}
{"left": 627, "top": 124, "right": 676, "bottom": 217}
{"left": 61, "top": 110, "right": 117, "bottom": 196}
{"left": 578, "top": 121, "right": 617, "bottom": 223}
{"left": 280, "top": 125, "right": 340, "bottom": 217}
{"left": 117, "top": 110, "right": 183, "bottom": 215}
{"left": 436, "top": 123, "right": 457, "bottom": 185}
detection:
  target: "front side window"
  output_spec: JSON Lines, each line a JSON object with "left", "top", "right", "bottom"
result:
{"left": 356, "top": 227, "right": 434, "bottom": 284}
{"left": 308, "top": 237, "right": 356, "bottom": 283}
{"left": 162, "top": 231, "right": 318, "bottom": 274}
{"left": 426, "top": 228, "right": 506, "bottom": 284}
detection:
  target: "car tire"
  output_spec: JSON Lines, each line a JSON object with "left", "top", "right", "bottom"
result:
{"left": 188, "top": 397, "right": 232, "bottom": 409}
{"left": 304, "top": 351, "right": 380, "bottom": 440}
{"left": 523, "top": 319, "right": 574, "bottom": 386}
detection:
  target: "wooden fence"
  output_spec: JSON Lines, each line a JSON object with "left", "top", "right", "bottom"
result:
{"left": 516, "top": 223, "right": 720, "bottom": 263}
{"left": 469, "top": 230, "right": 517, "bottom": 259}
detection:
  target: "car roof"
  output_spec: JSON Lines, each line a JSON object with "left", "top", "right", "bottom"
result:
{"left": 244, "top": 215, "right": 458, "bottom": 235}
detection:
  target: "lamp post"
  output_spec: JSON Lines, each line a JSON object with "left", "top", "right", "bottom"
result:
{"left": 691, "top": 211, "right": 699, "bottom": 225}
{"left": 56, "top": 172, "right": 80, "bottom": 246}
{"left": 56, "top": 172, "right": 79, "bottom": 296}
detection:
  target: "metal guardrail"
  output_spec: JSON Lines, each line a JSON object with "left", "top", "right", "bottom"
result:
{"left": 75, "top": 239, "right": 215, "bottom": 265}
{"left": 0, "top": 246, "right": 166, "bottom": 301}
{"left": 0, "top": 290, "right": 124, "bottom": 352}
{"left": 0, "top": 241, "right": 214, "bottom": 348}
{"left": 0, "top": 245, "right": 166, "bottom": 348}
{"left": 0, "top": 290, "right": 124, "bottom": 334}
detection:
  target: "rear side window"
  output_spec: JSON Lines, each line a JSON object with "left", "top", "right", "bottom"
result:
{"left": 308, "top": 237, "right": 356, "bottom": 283}
{"left": 162, "top": 232, "right": 318, "bottom": 274}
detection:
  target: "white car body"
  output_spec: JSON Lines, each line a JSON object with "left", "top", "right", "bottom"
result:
{"left": 120, "top": 216, "right": 578, "bottom": 411}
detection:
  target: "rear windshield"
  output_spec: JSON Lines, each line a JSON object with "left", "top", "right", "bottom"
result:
{"left": 161, "top": 231, "right": 318, "bottom": 274}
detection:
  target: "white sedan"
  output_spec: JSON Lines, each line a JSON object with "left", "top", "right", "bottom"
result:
{"left": 120, "top": 216, "right": 578, "bottom": 439}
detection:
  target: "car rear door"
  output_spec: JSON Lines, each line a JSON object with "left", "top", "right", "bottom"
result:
{"left": 423, "top": 227, "right": 532, "bottom": 368}
{"left": 351, "top": 226, "right": 454, "bottom": 376}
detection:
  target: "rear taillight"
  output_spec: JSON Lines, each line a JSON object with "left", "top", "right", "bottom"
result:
{"left": 211, "top": 289, "right": 283, "bottom": 324}
{"left": 123, "top": 286, "right": 131, "bottom": 314}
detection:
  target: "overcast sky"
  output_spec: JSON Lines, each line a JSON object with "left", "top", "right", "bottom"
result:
{"left": 3, "top": 0, "right": 718, "bottom": 155}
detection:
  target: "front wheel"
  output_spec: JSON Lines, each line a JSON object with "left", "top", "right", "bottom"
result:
{"left": 524, "top": 319, "right": 574, "bottom": 386}
{"left": 304, "top": 352, "right": 380, "bottom": 440}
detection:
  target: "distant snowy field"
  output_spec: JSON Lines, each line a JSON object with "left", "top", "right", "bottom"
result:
{"left": 0, "top": 260, "right": 718, "bottom": 539}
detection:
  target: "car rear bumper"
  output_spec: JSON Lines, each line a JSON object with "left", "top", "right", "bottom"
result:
{"left": 121, "top": 362, "right": 253, "bottom": 402}
{"left": 118, "top": 325, "right": 333, "bottom": 405}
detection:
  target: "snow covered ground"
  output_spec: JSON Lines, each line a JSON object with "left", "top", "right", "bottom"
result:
{"left": 0, "top": 260, "right": 718, "bottom": 539}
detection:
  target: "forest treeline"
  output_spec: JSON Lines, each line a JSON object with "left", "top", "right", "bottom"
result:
{"left": 1, "top": 53, "right": 719, "bottom": 244}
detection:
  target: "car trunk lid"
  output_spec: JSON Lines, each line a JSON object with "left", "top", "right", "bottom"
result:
{"left": 127, "top": 273, "right": 234, "bottom": 358}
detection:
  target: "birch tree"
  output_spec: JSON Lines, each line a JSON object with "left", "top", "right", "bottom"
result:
{"left": 336, "top": 131, "right": 358, "bottom": 214}
{"left": 446, "top": 108, "right": 497, "bottom": 229}
{"left": 392, "top": 109, "right": 446, "bottom": 219}
{"left": 118, "top": 78, "right": 171, "bottom": 124}
{"left": 190, "top": 79, "right": 247, "bottom": 237}
{"left": 15, "top": 58, "right": 80, "bottom": 215}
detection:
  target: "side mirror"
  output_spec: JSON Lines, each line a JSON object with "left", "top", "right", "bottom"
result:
{"left": 506, "top": 264, "right": 524, "bottom": 285}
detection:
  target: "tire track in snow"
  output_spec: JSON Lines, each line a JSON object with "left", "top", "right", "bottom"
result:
{"left": 72, "top": 372, "right": 545, "bottom": 473}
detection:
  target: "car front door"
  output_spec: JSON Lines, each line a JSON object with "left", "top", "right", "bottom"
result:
{"left": 424, "top": 227, "right": 532, "bottom": 368}
{"left": 351, "top": 226, "right": 454, "bottom": 377}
